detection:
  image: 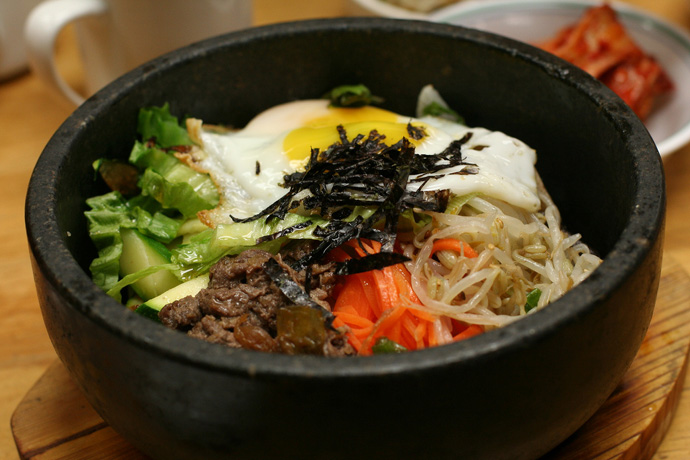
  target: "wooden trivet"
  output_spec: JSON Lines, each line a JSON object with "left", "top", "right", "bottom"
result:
{"left": 11, "top": 258, "right": 690, "bottom": 460}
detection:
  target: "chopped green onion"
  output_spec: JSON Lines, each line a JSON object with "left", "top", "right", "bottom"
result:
{"left": 323, "top": 84, "right": 384, "bottom": 108}
{"left": 525, "top": 288, "right": 542, "bottom": 313}
{"left": 371, "top": 337, "right": 407, "bottom": 354}
{"left": 422, "top": 101, "right": 465, "bottom": 124}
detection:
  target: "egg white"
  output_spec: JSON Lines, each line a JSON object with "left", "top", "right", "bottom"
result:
{"left": 411, "top": 116, "right": 539, "bottom": 211}
{"left": 191, "top": 99, "right": 540, "bottom": 226}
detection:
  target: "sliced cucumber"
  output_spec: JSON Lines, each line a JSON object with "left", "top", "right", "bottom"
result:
{"left": 120, "top": 228, "right": 180, "bottom": 300}
{"left": 136, "top": 274, "right": 209, "bottom": 320}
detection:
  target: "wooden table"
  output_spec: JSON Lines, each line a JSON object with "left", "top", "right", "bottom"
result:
{"left": 2, "top": 0, "right": 689, "bottom": 459}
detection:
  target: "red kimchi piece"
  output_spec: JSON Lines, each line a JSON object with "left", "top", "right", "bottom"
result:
{"left": 538, "top": 4, "right": 673, "bottom": 120}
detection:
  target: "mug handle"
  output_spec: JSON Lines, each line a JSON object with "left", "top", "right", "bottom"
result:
{"left": 24, "top": 0, "right": 107, "bottom": 105}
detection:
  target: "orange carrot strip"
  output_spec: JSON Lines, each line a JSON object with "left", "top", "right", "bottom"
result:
{"left": 380, "top": 267, "right": 399, "bottom": 307}
{"left": 331, "top": 316, "right": 345, "bottom": 329}
{"left": 406, "top": 306, "right": 437, "bottom": 323}
{"left": 332, "top": 238, "right": 447, "bottom": 353}
{"left": 352, "top": 275, "right": 378, "bottom": 320}
{"left": 386, "top": 316, "right": 403, "bottom": 345}
{"left": 345, "top": 239, "right": 372, "bottom": 257}
{"left": 334, "top": 311, "right": 375, "bottom": 329}
{"left": 334, "top": 275, "right": 374, "bottom": 320}
{"left": 430, "top": 238, "right": 478, "bottom": 258}
{"left": 334, "top": 303, "right": 358, "bottom": 316}
{"left": 351, "top": 327, "right": 375, "bottom": 341}
{"left": 358, "top": 272, "right": 382, "bottom": 319}
{"left": 428, "top": 319, "right": 439, "bottom": 348}
{"left": 399, "top": 314, "right": 419, "bottom": 348}
{"left": 414, "top": 320, "right": 427, "bottom": 350}
{"left": 390, "top": 263, "right": 421, "bottom": 304}
{"left": 326, "top": 246, "right": 351, "bottom": 263}
{"left": 342, "top": 327, "right": 364, "bottom": 351}
{"left": 453, "top": 324, "right": 484, "bottom": 341}
{"left": 367, "top": 269, "right": 392, "bottom": 318}
{"left": 349, "top": 336, "right": 363, "bottom": 351}
{"left": 361, "top": 239, "right": 382, "bottom": 253}
{"left": 359, "top": 304, "right": 405, "bottom": 355}
{"left": 333, "top": 316, "right": 372, "bottom": 351}
{"left": 374, "top": 305, "right": 407, "bottom": 338}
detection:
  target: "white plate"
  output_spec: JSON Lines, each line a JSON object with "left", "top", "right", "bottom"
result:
{"left": 429, "top": 0, "right": 690, "bottom": 157}
{"left": 350, "top": 0, "right": 432, "bottom": 19}
{"left": 350, "top": 0, "right": 482, "bottom": 19}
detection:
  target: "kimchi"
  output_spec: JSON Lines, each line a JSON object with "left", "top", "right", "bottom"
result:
{"left": 538, "top": 4, "right": 673, "bottom": 120}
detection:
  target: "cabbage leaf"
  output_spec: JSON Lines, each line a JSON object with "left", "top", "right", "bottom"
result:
{"left": 137, "top": 103, "right": 193, "bottom": 148}
{"left": 85, "top": 191, "right": 181, "bottom": 292}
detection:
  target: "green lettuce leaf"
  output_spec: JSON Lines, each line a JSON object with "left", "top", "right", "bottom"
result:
{"left": 167, "top": 207, "right": 376, "bottom": 279}
{"left": 444, "top": 192, "right": 480, "bottom": 215}
{"left": 131, "top": 207, "right": 180, "bottom": 244}
{"left": 86, "top": 193, "right": 129, "bottom": 291}
{"left": 89, "top": 241, "right": 124, "bottom": 293}
{"left": 137, "top": 168, "right": 217, "bottom": 219}
{"left": 130, "top": 141, "right": 219, "bottom": 218}
{"left": 213, "top": 206, "right": 377, "bottom": 248}
{"left": 169, "top": 229, "right": 282, "bottom": 280}
{"left": 137, "top": 103, "right": 192, "bottom": 148}
{"left": 85, "top": 191, "right": 182, "bottom": 291}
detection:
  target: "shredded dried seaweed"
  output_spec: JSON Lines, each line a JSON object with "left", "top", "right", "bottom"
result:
{"left": 292, "top": 216, "right": 365, "bottom": 271}
{"left": 335, "top": 252, "right": 411, "bottom": 276}
{"left": 230, "top": 123, "right": 478, "bottom": 274}
{"left": 406, "top": 123, "right": 426, "bottom": 141}
{"left": 408, "top": 133, "right": 475, "bottom": 175}
{"left": 256, "top": 221, "right": 313, "bottom": 244}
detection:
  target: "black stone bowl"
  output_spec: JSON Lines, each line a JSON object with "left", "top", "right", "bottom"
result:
{"left": 25, "top": 18, "right": 665, "bottom": 460}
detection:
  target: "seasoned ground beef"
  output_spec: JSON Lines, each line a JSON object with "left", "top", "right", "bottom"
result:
{"left": 159, "top": 241, "right": 354, "bottom": 357}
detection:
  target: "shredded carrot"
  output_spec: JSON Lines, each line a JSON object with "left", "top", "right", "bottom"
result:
{"left": 331, "top": 238, "right": 485, "bottom": 354}
{"left": 453, "top": 324, "right": 484, "bottom": 341}
{"left": 428, "top": 319, "right": 439, "bottom": 348}
{"left": 430, "top": 238, "right": 478, "bottom": 259}
{"left": 335, "top": 273, "right": 377, "bottom": 320}
{"left": 360, "top": 304, "right": 409, "bottom": 353}
{"left": 407, "top": 305, "right": 437, "bottom": 323}
{"left": 332, "top": 310, "right": 375, "bottom": 329}
{"left": 413, "top": 320, "right": 427, "bottom": 349}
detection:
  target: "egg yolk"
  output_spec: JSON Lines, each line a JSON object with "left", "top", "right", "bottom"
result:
{"left": 283, "top": 106, "right": 426, "bottom": 166}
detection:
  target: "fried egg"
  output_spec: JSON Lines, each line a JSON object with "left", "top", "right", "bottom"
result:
{"left": 189, "top": 99, "right": 539, "bottom": 226}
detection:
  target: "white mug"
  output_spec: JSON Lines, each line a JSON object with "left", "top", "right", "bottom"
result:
{"left": 0, "top": 0, "right": 43, "bottom": 80}
{"left": 24, "top": 0, "right": 253, "bottom": 105}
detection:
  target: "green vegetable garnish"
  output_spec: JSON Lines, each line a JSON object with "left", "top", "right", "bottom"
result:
{"left": 525, "top": 288, "right": 542, "bottom": 313}
{"left": 129, "top": 141, "right": 219, "bottom": 218}
{"left": 421, "top": 101, "right": 465, "bottom": 124}
{"left": 137, "top": 103, "right": 193, "bottom": 148}
{"left": 324, "top": 84, "right": 384, "bottom": 108}
{"left": 444, "top": 192, "right": 480, "bottom": 215}
{"left": 85, "top": 191, "right": 182, "bottom": 292}
{"left": 371, "top": 337, "right": 408, "bottom": 354}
